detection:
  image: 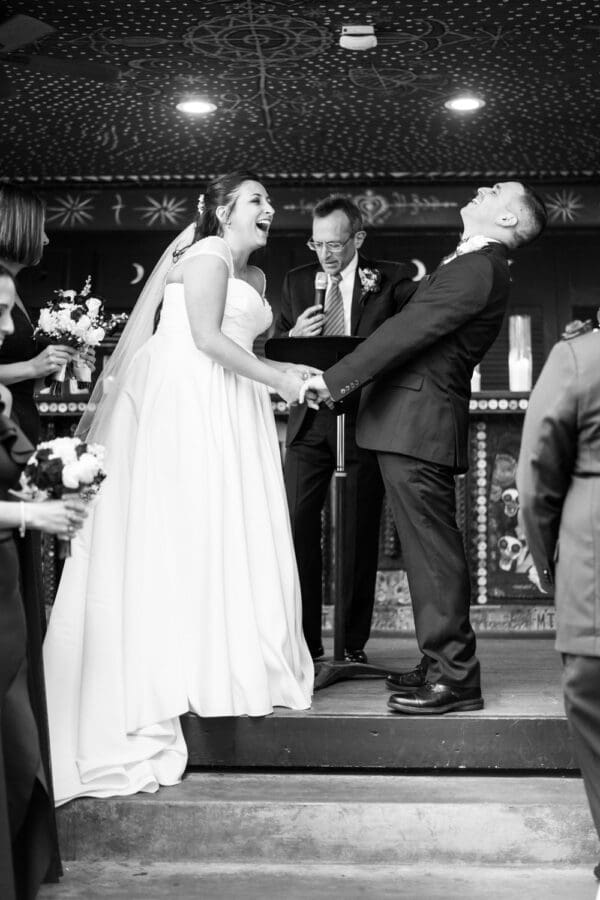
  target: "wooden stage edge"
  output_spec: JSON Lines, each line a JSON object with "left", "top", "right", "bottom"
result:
{"left": 182, "top": 637, "right": 576, "bottom": 772}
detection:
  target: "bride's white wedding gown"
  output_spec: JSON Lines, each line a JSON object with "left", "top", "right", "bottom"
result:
{"left": 43, "top": 236, "right": 313, "bottom": 805}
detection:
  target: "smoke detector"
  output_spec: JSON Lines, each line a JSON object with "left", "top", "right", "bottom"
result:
{"left": 339, "top": 25, "right": 377, "bottom": 51}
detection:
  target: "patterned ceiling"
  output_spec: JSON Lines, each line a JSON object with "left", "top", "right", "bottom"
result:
{"left": 1, "top": 0, "right": 600, "bottom": 185}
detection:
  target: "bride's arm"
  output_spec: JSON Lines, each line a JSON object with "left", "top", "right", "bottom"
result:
{"left": 182, "top": 255, "right": 302, "bottom": 405}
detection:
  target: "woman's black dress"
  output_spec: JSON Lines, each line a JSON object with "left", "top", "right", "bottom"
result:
{"left": 0, "top": 407, "right": 55, "bottom": 899}
{"left": 0, "top": 305, "right": 40, "bottom": 445}
{"left": 0, "top": 306, "right": 61, "bottom": 883}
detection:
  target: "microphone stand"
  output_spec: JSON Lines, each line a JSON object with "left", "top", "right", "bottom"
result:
{"left": 265, "top": 337, "right": 403, "bottom": 691}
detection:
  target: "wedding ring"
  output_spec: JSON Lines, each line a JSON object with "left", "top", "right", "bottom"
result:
{"left": 301, "top": 371, "right": 309, "bottom": 380}
{"left": 67, "top": 525, "right": 74, "bottom": 535}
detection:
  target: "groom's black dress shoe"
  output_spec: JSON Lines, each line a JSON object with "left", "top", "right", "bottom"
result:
{"left": 385, "top": 659, "right": 428, "bottom": 691}
{"left": 344, "top": 649, "right": 368, "bottom": 664}
{"left": 387, "top": 682, "right": 483, "bottom": 715}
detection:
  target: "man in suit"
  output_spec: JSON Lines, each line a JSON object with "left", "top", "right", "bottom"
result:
{"left": 301, "top": 182, "right": 547, "bottom": 713}
{"left": 274, "top": 195, "right": 415, "bottom": 662}
{"left": 517, "top": 320, "right": 600, "bottom": 884}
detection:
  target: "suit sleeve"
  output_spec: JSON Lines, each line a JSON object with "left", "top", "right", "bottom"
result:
{"left": 392, "top": 268, "right": 419, "bottom": 313}
{"left": 516, "top": 341, "right": 578, "bottom": 590}
{"left": 272, "top": 271, "right": 295, "bottom": 337}
{"left": 323, "top": 253, "right": 494, "bottom": 401}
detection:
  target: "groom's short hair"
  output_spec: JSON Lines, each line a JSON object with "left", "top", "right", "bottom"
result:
{"left": 313, "top": 195, "right": 364, "bottom": 234}
{"left": 511, "top": 184, "right": 548, "bottom": 248}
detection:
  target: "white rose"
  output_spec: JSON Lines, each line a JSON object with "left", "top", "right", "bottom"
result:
{"left": 50, "top": 437, "right": 80, "bottom": 464}
{"left": 38, "top": 309, "right": 55, "bottom": 332}
{"left": 74, "top": 453, "right": 99, "bottom": 484}
{"left": 57, "top": 309, "right": 75, "bottom": 332}
{"left": 72, "top": 314, "right": 92, "bottom": 338}
{"left": 86, "top": 297, "right": 102, "bottom": 316}
{"left": 86, "top": 327, "right": 105, "bottom": 346}
{"left": 61, "top": 462, "right": 81, "bottom": 489}
{"left": 61, "top": 290, "right": 77, "bottom": 301}
{"left": 87, "top": 443, "right": 105, "bottom": 465}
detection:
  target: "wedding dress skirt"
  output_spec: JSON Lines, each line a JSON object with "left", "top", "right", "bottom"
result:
{"left": 44, "top": 238, "right": 313, "bottom": 805}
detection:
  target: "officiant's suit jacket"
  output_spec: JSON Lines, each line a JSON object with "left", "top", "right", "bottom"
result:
{"left": 273, "top": 253, "right": 415, "bottom": 654}
{"left": 274, "top": 254, "right": 416, "bottom": 444}
{"left": 324, "top": 243, "right": 511, "bottom": 473}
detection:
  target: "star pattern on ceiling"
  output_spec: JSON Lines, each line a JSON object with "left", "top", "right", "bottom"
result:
{"left": 1, "top": 0, "right": 599, "bottom": 184}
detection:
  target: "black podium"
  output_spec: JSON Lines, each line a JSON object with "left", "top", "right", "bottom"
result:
{"left": 265, "top": 336, "right": 399, "bottom": 690}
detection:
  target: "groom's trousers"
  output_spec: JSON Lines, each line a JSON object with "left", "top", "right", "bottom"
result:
{"left": 377, "top": 451, "right": 480, "bottom": 689}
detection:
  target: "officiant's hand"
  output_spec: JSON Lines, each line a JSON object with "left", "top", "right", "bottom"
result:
{"left": 299, "top": 374, "right": 334, "bottom": 409}
{"left": 289, "top": 305, "right": 324, "bottom": 337}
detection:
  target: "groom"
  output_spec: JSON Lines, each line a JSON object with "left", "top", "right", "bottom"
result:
{"left": 302, "top": 182, "right": 547, "bottom": 714}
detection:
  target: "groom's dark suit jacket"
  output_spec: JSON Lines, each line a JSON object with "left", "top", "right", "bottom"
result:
{"left": 324, "top": 243, "right": 511, "bottom": 473}
{"left": 274, "top": 254, "right": 416, "bottom": 444}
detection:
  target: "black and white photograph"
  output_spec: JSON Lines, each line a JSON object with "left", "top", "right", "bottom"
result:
{"left": 1, "top": 1, "right": 600, "bottom": 897}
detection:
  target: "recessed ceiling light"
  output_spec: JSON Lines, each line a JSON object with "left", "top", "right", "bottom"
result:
{"left": 444, "top": 95, "right": 485, "bottom": 112}
{"left": 176, "top": 99, "right": 217, "bottom": 115}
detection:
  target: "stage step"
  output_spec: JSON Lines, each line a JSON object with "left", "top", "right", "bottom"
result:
{"left": 182, "top": 637, "right": 575, "bottom": 770}
{"left": 38, "top": 861, "right": 599, "bottom": 900}
{"left": 54, "top": 773, "right": 597, "bottom": 867}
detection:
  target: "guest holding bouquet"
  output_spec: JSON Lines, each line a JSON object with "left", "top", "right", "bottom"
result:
{"left": 0, "top": 185, "right": 82, "bottom": 884}
{"left": 0, "top": 269, "right": 86, "bottom": 900}
{"left": 33, "top": 277, "right": 125, "bottom": 393}
{"left": 0, "top": 185, "right": 81, "bottom": 441}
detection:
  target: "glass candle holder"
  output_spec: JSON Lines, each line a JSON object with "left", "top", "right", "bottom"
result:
{"left": 470, "top": 364, "right": 481, "bottom": 392}
{"left": 508, "top": 314, "right": 532, "bottom": 392}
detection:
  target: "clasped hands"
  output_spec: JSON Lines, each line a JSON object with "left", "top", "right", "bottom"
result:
{"left": 280, "top": 364, "right": 333, "bottom": 409}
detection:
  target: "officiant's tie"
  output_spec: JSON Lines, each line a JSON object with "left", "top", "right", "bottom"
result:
{"left": 322, "top": 273, "right": 345, "bottom": 335}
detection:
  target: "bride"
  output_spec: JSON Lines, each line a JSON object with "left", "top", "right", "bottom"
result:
{"left": 43, "top": 171, "right": 315, "bottom": 805}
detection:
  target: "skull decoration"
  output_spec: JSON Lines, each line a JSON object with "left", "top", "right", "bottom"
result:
{"left": 501, "top": 488, "right": 519, "bottom": 518}
{"left": 498, "top": 534, "right": 523, "bottom": 571}
{"left": 489, "top": 453, "right": 518, "bottom": 501}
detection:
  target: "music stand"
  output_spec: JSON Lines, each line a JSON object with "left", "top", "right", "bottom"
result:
{"left": 265, "top": 336, "right": 399, "bottom": 690}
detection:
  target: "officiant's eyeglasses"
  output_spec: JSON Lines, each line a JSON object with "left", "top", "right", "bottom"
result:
{"left": 306, "top": 234, "right": 356, "bottom": 253}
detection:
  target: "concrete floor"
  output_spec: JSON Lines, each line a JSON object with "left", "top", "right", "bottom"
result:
{"left": 38, "top": 862, "right": 600, "bottom": 899}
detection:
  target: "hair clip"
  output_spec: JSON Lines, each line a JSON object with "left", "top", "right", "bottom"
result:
{"left": 197, "top": 194, "right": 205, "bottom": 215}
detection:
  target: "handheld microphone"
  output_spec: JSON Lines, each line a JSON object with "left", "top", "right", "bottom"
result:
{"left": 314, "top": 270, "right": 327, "bottom": 307}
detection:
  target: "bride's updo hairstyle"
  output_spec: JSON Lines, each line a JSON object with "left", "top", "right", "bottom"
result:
{"left": 173, "top": 170, "right": 260, "bottom": 262}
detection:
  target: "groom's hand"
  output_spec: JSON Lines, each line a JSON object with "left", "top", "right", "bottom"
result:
{"left": 299, "top": 374, "right": 333, "bottom": 408}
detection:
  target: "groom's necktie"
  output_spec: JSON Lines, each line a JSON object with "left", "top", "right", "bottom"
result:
{"left": 322, "top": 273, "right": 345, "bottom": 335}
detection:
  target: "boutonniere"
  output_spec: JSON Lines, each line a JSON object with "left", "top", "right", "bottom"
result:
{"left": 561, "top": 318, "right": 595, "bottom": 341}
{"left": 358, "top": 267, "right": 382, "bottom": 299}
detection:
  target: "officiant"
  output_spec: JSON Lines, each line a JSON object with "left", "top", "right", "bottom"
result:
{"left": 273, "top": 195, "right": 415, "bottom": 663}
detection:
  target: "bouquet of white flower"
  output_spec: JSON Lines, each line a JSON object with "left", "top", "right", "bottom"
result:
{"left": 16, "top": 436, "right": 107, "bottom": 556}
{"left": 35, "top": 277, "right": 127, "bottom": 386}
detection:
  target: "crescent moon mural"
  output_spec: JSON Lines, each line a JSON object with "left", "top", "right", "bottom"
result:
{"left": 130, "top": 262, "right": 144, "bottom": 285}
{"left": 411, "top": 258, "right": 427, "bottom": 281}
